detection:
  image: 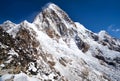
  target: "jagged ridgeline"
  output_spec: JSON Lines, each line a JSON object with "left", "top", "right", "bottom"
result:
{"left": 0, "top": 3, "right": 120, "bottom": 81}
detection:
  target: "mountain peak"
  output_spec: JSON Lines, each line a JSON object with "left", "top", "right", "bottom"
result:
{"left": 0, "top": 20, "right": 16, "bottom": 31}
{"left": 33, "top": 3, "right": 74, "bottom": 34}
{"left": 33, "top": 3, "right": 63, "bottom": 24}
{"left": 2, "top": 20, "right": 15, "bottom": 25}
{"left": 1, "top": 3, "right": 120, "bottom": 81}
{"left": 99, "top": 30, "right": 107, "bottom": 34}
{"left": 42, "top": 2, "right": 59, "bottom": 10}
{"left": 98, "top": 30, "right": 111, "bottom": 39}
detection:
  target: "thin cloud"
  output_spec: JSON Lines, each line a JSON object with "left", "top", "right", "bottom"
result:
{"left": 108, "top": 24, "right": 120, "bottom": 33}
{"left": 112, "top": 29, "right": 120, "bottom": 32}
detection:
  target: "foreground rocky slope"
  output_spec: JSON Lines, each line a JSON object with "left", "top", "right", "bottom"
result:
{"left": 0, "top": 3, "right": 120, "bottom": 81}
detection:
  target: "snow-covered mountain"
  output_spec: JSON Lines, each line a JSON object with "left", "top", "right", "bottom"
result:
{"left": 0, "top": 3, "right": 120, "bottom": 81}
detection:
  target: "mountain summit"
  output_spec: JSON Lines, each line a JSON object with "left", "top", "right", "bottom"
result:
{"left": 0, "top": 3, "right": 120, "bottom": 81}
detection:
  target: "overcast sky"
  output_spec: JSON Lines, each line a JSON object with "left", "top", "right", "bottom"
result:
{"left": 0, "top": 0, "right": 120, "bottom": 38}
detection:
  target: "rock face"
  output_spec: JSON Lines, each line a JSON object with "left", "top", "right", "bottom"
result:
{"left": 0, "top": 3, "right": 120, "bottom": 81}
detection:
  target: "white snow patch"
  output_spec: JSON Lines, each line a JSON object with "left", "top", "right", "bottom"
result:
{"left": 14, "top": 73, "right": 40, "bottom": 81}
{"left": 0, "top": 64, "right": 5, "bottom": 67}
{"left": 8, "top": 48, "right": 19, "bottom": 57}
{"left": 0, "top": 74, "right": 14, "bottom": 81}
{"left": 28, "top": 62, "right": 37, "bottom": 72}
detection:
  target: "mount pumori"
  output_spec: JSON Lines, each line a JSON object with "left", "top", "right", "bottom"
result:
{"left": 0, "top": 3, "right": 120, "bottom": 81}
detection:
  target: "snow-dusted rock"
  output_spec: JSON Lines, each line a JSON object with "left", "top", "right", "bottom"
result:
{"left": 0, "top": 3, "right": 120, "bottom": 81}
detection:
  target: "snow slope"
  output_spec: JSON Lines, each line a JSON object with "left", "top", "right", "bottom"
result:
{"left": 0, "top": 3, "right": 120, "bottom": 81}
